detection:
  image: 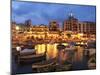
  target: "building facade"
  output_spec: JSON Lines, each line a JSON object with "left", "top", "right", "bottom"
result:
{"left": 63, "top": 15, "right": 78, "bottom": 32}
{"left": 30, "top": 25, "right": 49, "bottom": 32}
{"left": 49, "top": 21, "right": 59, "bottom": 31}
{"left": 78, "top": 21, "right": 96, "bottom": 34}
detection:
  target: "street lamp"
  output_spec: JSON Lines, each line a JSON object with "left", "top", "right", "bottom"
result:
{"left": 16, "top": 26, "right": 20, "bottom": 30}
{"left": 16, "top": 46, "right": 21, "bottom": 51}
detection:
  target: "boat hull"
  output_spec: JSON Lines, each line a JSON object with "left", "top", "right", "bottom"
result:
{"left": 17, "top": 53, "right": 46, "bottom": 65}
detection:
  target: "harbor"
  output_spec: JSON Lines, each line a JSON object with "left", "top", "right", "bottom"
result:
{"left": 11, "top": 41, "right": 96, "bottom": 74}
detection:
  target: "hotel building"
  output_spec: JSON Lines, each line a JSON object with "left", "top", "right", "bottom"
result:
{"left": 78, "top": 21, "right": 96, "bottom": 34}
{"left": 63, "top": 14, "right": 78, "bottom": 32}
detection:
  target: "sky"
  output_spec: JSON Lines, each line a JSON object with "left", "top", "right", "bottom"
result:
{"left": 12, "top": 1, "right": 96, "bottom": 26}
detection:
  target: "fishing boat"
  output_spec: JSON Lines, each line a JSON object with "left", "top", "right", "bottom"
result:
{"left": 19, "top": 48, "right": 36, "bottom": 56}
{"left": 32, "top": 58, "right": 56, "bottom": 72}
{"left": 18, "top": 53, "right": 46, "bottom": 65}
{"left": 32, "top": 58, "right": 72, "bottom": 72}
{"left": 15, "top": 45, "right": 46, "bottom": 65}
{"left": 14, "top": 44, "right": 36, "bottom": 59}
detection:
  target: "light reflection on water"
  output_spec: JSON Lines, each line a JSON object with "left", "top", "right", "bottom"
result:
{"left": 35, "top": 43, "right": 84, "bottom": 61}
{"left": 76, "top": 46, "right": 84, "bottom": 61}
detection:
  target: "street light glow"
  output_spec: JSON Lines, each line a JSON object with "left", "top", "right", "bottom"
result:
{"left": 16, "top": 26, "right": 19, "bottom": 30}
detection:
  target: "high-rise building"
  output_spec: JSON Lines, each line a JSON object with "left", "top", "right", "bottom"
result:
{"left": 49, "top": 21, "right": 59, "bottom": 31}
{"left": 78, "top": 21, "right": 96, "bottom": 34}
{"left": 63, "top": 13, "right": 78, "bottom": 32}
{"left": 78, "top": 22, "right": 87, "bottom": 34}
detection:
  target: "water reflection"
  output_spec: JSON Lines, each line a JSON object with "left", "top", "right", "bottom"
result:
{"left": 35, "top": 43, "right": 67, "bottom": 59}
{"left": 35, "top": 43, "right": 84, "bottom": 61}
{"left": 74, "top": 46, "right": 84, "bottom": 61}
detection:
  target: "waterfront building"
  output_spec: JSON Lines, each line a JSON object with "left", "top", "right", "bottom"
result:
{"left": 63, "top": 13, "right": 78, "bottom": 32}
{"left": 11, "top": 16, "right": 96, "bottom": 44}
{"left": 49, "top": 20, "right": 59, "bottom": 31}
{"left": 31, "top": 24, "right": 49, "bottom": 32}
{"left": 78, "top": 21, "right": 96, "bottom": 34}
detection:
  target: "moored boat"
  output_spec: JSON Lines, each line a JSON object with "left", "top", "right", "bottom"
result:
{"left": 18, "top": 53, "right": 46, "bottom": 65}
{"left": 32, "top": 59, "right": 72, "bottom": 72}
{"left": 15, "top": 44, "right": 46, "bottom": 65}
{"left": 32, "top": 58, "right": 56, "bottom": 72}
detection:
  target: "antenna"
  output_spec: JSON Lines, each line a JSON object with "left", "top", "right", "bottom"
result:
{"left": 70, "top": 12, "right": 73, "bottom": 17}
{"left": 69, "top": 11, "right": 73, "bottom": 17}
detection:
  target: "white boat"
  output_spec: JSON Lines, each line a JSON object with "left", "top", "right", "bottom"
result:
{"left": 20, "top": 48, "right": 36, "bottom": 56}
